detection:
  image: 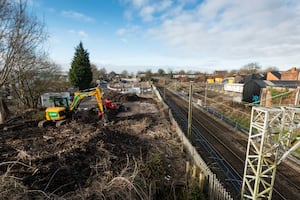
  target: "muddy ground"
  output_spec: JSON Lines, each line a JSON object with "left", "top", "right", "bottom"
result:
{"left": 0, "top": 92, "right": 196, "bottom": 199}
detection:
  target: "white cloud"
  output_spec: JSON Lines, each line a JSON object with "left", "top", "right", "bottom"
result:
{"left": 131, "top": 0, "right": 148, "bottom": 8}
{"left": 61, "top": 10, "right": 94, "bottom": 22}
{"left": 78, "top": 31, "right": 88, "bottom": 39}
{"left": 124, "top": 10, "right": 133, "bottom": 20}
{"left": 140, "top": 6, "right": 155, "bottom": 21}
{"left": 143, "top": 0, "right": 300, "bottom": 69}
{"left": 68, "top": 29, "right": 89, "bottom": 40}
{"left": 116, "top": 25, "right": 140, "bottom": 36}
{"left": 124, "top": 0, "right": 173, "bottom": 21}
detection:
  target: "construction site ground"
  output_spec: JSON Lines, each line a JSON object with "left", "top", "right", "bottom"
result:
{"left": 0, "top": 91, "right": 197, "bottom": 199}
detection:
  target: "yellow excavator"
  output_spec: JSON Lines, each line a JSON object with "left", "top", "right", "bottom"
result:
{"left": 38, "top": 86, "right": 116, "bottom": 127}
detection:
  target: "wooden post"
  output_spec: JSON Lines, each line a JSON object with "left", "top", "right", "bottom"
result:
{"left": 187, "top": 81, "right": 193, "bottom": 139}
{"left": 186, "top": 161, "right": 190, "bottom": 175}
{"left": 199, "top": 172, "right": 204, "bottom": 192}
{"left": 192, "top": 164, "right": 197, "bottom": 178}
{"left": 186, "top": 161, "right": 190, "bottom": 185}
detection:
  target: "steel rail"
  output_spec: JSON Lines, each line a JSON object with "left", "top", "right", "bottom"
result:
{"left": 167, "top": 99, "right": 242, "bottom": 195}
{"left": 159, "top": 87, "right": 292, "bottom": 200}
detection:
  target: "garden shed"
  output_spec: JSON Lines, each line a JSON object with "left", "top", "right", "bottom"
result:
{"left": 242, "top": 80, "right": 300, "bottom": 103}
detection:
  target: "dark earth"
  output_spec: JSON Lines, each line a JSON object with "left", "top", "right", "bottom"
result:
{"left": 0, "top": 91, "right": 194, "bottom": 199}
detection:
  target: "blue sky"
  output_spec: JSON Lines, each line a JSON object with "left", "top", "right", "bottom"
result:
{"left": 30, "top": 0, "right": 300, "bottom": 73}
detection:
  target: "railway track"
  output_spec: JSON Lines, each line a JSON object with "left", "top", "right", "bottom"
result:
{"left": 158, "top": 87, "right": 300, "bottom": 200}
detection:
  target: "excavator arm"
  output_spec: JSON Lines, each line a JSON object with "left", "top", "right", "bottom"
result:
{"left": 39, "top": 86, "right": 108, "bottom": 127}
{"left": 70, "top": 87, "right": 104, "bottom": 116}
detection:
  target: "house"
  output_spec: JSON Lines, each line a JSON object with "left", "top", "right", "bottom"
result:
{"left": 213, "top": 70, "right": 227, "bottom": 83}
{"left": 213, "top": 70, "right": 227, "bottom": 77}
{"left": 281, "top": 67, "right": 300, "bottom": 80}
{"left": 214, "top": 76, "right": 223, "bottom": 83}
{"left": 266, "top": 71, "right": 281, "bottom": 80}
{"left": 243, "top": 73, "right": 265, "bottom": 83}
{"left": 242, "top": 80, "right": 300, "bottom": 104}
{"left": 206, "top": 77, "right": 214, "bottom": 83}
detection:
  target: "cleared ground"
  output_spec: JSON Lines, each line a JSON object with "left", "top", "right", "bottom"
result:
{"left": 0, "top": 92, "right": 198, "bottom": 199}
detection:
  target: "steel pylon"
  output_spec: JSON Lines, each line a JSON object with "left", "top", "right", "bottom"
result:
{"left": 241, "top": 106, "right": 300, "bottom": 200}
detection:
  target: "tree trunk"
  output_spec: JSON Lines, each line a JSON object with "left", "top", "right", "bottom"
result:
{"left": 0, "top": 98, "right": 10, "bottom": 124}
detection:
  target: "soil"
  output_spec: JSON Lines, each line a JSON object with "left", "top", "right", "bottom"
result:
{"left": 0, "top": 92, "right": 191, "bottom": 199}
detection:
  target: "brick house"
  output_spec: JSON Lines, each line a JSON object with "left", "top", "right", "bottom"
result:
{"left": 266, "top": 71, "right": 281, "bottom": 80}
{"left": 281, "top": 67, "right": 300, "bottom": 80}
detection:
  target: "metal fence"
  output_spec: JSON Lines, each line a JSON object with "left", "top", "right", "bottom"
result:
{"left": 153, "top": 85, "right": 234, "bottom": 200}
{"left": 171, "top": 88, "right": 250, "bottom": 134}
{"left": 202, "top": 106, "right": 249, "bottom": 134}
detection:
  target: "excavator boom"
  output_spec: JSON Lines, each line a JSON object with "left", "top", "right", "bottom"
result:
{"left": 69, "top": 87, "right": 104, "bottom": 115}
{"left": 39, "top": 86, "right": 106, "bottom": 127}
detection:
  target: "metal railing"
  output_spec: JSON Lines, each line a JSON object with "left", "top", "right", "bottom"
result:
{"left": 167, "top": 100, "right": 242, "bottom": 196}
{"left": 153, "top": 85, "right": 234, "bottom": 200}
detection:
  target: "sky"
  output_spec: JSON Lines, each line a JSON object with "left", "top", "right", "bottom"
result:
{"left": 29, "top": 0, "right": 300, "bottom": 73}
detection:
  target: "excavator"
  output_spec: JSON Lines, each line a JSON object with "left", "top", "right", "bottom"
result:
{"left": 38, "top": 86, "right": 120, "bottom": 127}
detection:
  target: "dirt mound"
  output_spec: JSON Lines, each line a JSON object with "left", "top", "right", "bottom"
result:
{"left": 104, "top": 90, "right": 153, "bottom": 103}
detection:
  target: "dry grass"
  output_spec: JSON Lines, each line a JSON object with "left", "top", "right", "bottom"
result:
{"left": 0, "top": 97, "right": 192, "bottom": 199}
{"left": 0, "top": 157, "right": 150, "bottom": 200}
{"left": 58, "top": 157, "right": 151, "bottom": 200}
{"left": 0, "top": 161, "right": 48, "bottom": 200}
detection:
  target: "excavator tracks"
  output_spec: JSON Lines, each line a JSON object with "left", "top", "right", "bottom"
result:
{"left": 38, "top": 119, "right": 68, "bottom": 128}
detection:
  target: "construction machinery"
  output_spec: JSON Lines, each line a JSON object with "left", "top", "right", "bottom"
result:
{"left": 38, "top": 86, "right": 120, "bottom": 127}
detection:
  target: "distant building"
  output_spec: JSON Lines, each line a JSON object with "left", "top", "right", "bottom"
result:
{"left": 242, "top": 80, "right": 300, "bottom": 104}
{"left": 213, "top": 70, "right": 227, "bottom": 83}
{"left": 206, "top": 77, "right": 215, "bottom": 83}
{"left": 243, "top": 74, "right": 265, "bottom": 83}
{"left": 173, "top": 74, "right": 198, "bottom": 82}
{"left": 213, "top": 70, "right": 227, "bottom": 77}
{"left": 281, "top": 67, "right": 300, "bottom": 80}
{"left": 266, "top": 71, "right": 281, "bottom": 80}
{"left": 214, "top": 77, "right": 223, "bottom": 83}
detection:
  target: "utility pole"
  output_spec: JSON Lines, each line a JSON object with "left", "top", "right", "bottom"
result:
{"left": 204, "top": 82, "right": 207, "bottom": 106}
{"left": 187, "top": 81, "right": 193, "bottom": 139}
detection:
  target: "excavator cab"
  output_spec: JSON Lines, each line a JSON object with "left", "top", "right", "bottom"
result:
{"left": 39, "top": 87, "right": 107, "bottom": 127}
{"left": 54, "top": 97, "right": 69, "bottom": 107}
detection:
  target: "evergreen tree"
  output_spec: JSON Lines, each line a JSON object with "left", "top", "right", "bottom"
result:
{"left": 69, "top": 42, "right": 92, "bottom": 90}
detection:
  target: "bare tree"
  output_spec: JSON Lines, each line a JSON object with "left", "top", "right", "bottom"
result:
{"left": 121, "top": 70, "right": 129, "bottom": 78}
{"left": 157, "top": 68, "right": 165, "bottom": 76}
{"left": 91, "top": 63, "right": 99, "bottom": 85}
{"left": 239, "top": 62, "right": 261, "bottom": 75}
{"left": 98, "top": 67, "right": 107, "bottom": 80}
{"left": 11, "top": 58, "right": 61, "bottom": 108}
{"left": 0, "top": 0, "right": 48, "bottom": 123}
{"left": 263, "top": 66, "right": 279, "bottom": 73}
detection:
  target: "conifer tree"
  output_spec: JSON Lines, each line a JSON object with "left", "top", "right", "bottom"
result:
{"left": 69, "top": 42, "right": 92, "bottom": 90}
